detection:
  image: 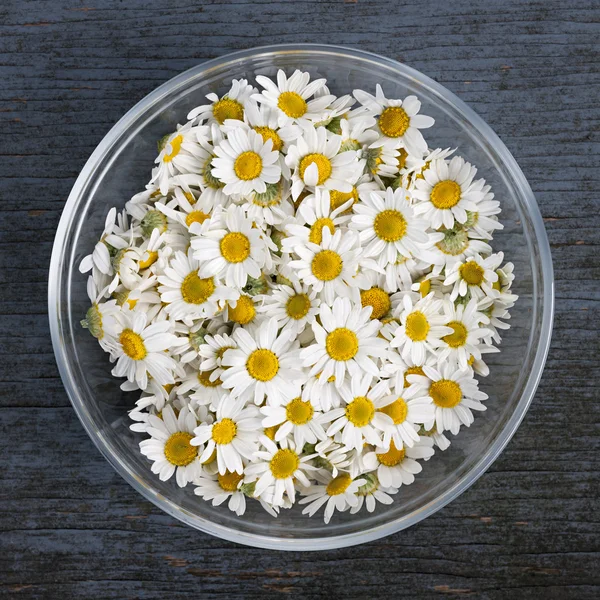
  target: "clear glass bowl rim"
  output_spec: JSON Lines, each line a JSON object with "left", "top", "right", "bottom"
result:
{"left": 48, "top": 43, "right": 554, "bottom": 551}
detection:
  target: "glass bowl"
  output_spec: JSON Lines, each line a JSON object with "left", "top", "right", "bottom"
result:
{"left": 48, "top": 44, "right": 554, "bottom": 550}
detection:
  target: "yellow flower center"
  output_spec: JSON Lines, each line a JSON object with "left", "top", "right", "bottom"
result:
{"left": 459, "top": 261, "right": 485, "bottom": 285}
{"left": 418, "top": 279, "right": 431, "bottom": 297}
{"left": 286, "top": 293, "right": 311, "bottom": 320}
{"left": 202, "top": 448, "right": 217, "bottom": 464}
{"left": 397, "top": 148, "right": 409, "bottom": 170}
{"left": 326, "top": 327, "right": 359, "bottom": 361}
{"left": 216, "top": 346, "right": 235, "bottom": 361}
{"left": 163, "top": 134, "right": 183, "bottom": 162}
{"left": 164, "top": 431, "right": 198, "bottom": 466}
{"left": 220, "top": 232, "right": 251, "bottom": 263}
{"left": 430, "top": 180, "right": 461, "bottom": 209}
{"left": 404, "top": 366, "right": 425, "bottom": 388}
{"left": 326, "top": 473, "right": 353, "bottom": 496}
{"left": 285, "top": 398, "right": 314, "bottom": 425}
{"left": 126, "top": 298, "right": 138, "bottom": 310}
{"left": 246, "top": 349, "right": 279, "bottom": 381}
{"left": 373, "top": 209, "right": 407, "bottom": 242}
{"left": 329, "top": 187, "right": 359, "bottom": 212}
{"left": 376, "top": 440, "right": 405, "bottom": 467}
{"left": 119, "top": 329, "right": 147, "bottom": 360}
{"left": 253, "top": 126, "right": 283, "bottom": 152}
{"left": 468, "top": 354, "right": 476, "bottom": 366}
{"left": 311, "top": 249, "right": 343, "bottom": 281}
{"left": 217, "top": 470, "right": 244, "bottom": 492}
{"left": 360, "top": 287, "right": 391, "bottom": 320}
{"left": 492, "top": 279, "right": 502, "bottom": 291}
{"left": 405, "top": 311, "right": 430, "bottom": 342}
{"left": 430, "top": 379, "right": 462, "bottom": 408}
{"left": 234, "top": 151, "right": 263, "bottom": 181}
{"left": 345, "top": 396, "right": 375, "bottom": 427}
{"left": 138, "top": 250, "right": 158, "bottom": 270}
{"left": 263, "top": 425, "right": 279, "bottom": 440}
{"left": 212, "top": 98, "right": 244, "bottom": 124}
{"left": 308, "top": 217, "right": 335, "bottom": 245}
{"left": 181, "top": 272, "right": 215, "bottom": 305}
{"left": 299, "top": 153, "right": 332, "bottom": 185}
{"left": 197, "top": 370, "right": 221, "bottom": 388}
{"left": 443, "top": 321, "right": 468, "bottom": 348}
{"left": 185, "top": 210, "right": 210, "bottom": 228}
{"left": 379, "top": 398, "right": 408, "bottom": 425}
{"left": 277, "top": 91, "right": 307, "bottom": 118}
{"left": 228, "top": 295, "right": 256, "bottom": 325}
{"left": 378, "top": 106, "right": 410, "bottom": 138}
{"left": 212, "top": 418, "right": 237, "bottom": 445}
{"left": 269, "top": 448, "right": 299, "bottom": 479}
{"left": 183, "top": 191, "right": 196, "bottom": 205}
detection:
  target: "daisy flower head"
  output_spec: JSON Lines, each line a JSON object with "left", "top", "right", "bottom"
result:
{"left": 412, "top": 155, "right": 485, "bottom": 230}
{"left": 463, "top": 184, "right": 504, "bottom": 240}
{"left": 198, "top": 330, "right": 238, "bottom": 377}
{"left": 353, "top": 270, "right": 392, "bottom": 321}
{"left": 260, "top": 395, "right": 329, "bottom": 449}
{"left": 351, "top": 186, "right": 432, "bottom": 270}
{"left": 428, "top": 222, "right": 492, "bottom": 269}
{"left": 220, "top": 317, "right": 306, "bottom": 406}
{"left": 324, "top": 374, "right": 393, "bottom": 451}
{"left": 410, "top": 362, "right": 488, "bottom": 435}
{"left": 437, "top": 298, "right": 492, "bottom": 370}
{"left": 80, "top": 276, "right": 121, "bottom": 354}
{"left": 158, "top": 249, "right": 238, "bottom": 324}
{"left": 287, "top": 227, "right": 362, "bottom": 304}
{"left": 192, "top": 397, "right": 261, "bottom": 475}
{"left": 286, "top": 126, "right": 362, "bottom": 200}
{"left": 191, "top": 204, "right": 267, "bottom": 289}
{"left": 361, "top": 143, "right": 401, "bottom": 179}
{"left": 155, "top": 186, "right": 214, "bottom": 233}
{"left": 350, "top": 472, "right": 397, "bottom": 515}
{"left": 239, "top": 177, "right": 294, "bottom": 227}
{"left": 111, "top": 309, "right": 179, "bottom": 390}
{"left": 353, "top": 85, "right": 435, "bottom": 155}
{"left": 299, "top": 471, "right": 366, "bottom": 524}
{"left": 253, "top": 69, "right": 334, "bottom": 127}
{"left": 301, "top": 297, "right": 387, "bottom": 387}
{"left": 187, "top": 78, "right": 256, "bottom": 125}
{"left": 244, "top": 437, "right": 314, "bottom": 507}
{"left": 283, "top": 188, "right": 353, "bottom": 254}
{"left": 139, "top": 405, "right": 201, "bottom": 487}
{"left": 390, "top": 293, "right": 452, "bottom": 365}
{"left": 151, "top": 123, "right": 211, "bottom": 194}
{"left": 256, "top": 281, "right": 319, "bottom": 335}
{"left": 176, "top": 365, "right": 225, "bottom": 411}
{"left": 363, "top": 435, "right": 435, "bottom": 488}
{"left": 194, "top": 470, "right": 247, "bottom": 516}
{"left": 301, "top": 373, "right": 344, "bottom": 412}
{"left": 444, "top": 251, "right": 503, "bottom": 302}
{"left": 211, "top": 128, "right": 281, "bottom": 196}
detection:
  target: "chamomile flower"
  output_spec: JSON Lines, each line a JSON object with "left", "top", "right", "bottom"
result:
{"left": 261, "top": 396, "right": 328, "bottom": 448}
{"left": 220, "top": 318, "right": 306, "bottom": 406}
{"left": 282, "top": 188, "right": 353, "bottom": 253}
{"left": 239, "top": 177, "right": 294, "bottom": 227}
{"left": 80, "top": 276, "right": 120, "bottom": 354}
{"left": 188, "top": 78, "right": 256, "bottom": 125}
{"left": 155, "top": 186, "right": 213, "bottom": 233}
{"left": 286, "top": 126, "right": 361, "bottom": 199}
{"left": 253, "top": 69, "right": 334, "bottom": 127}
{"left": 112, "top": 310, "right": 179, "bottom": 390}
{"left": 444, "top": 252, "right": 503, "bottom": 301}
{"left": 139, "top": 405, "right": 201, "bottom": 487}
{"left": 353, "top": 86, "right": 434, "bottom": 154}
{"left": 410, "top": 362, "right": 488, "bottom": 435}
{"left": 245, "top": 437, "right": 313, "bottom": 506}
{"left": 363, "top": 436, "right": 435, "bottom": 488}
{"left": 198, "top": 331, "right": 238, "bottom": 378}
{"left": 390, "top": 293, "right": 452, "bottom": 365}
{"left": 351, "top": 187, "right": 432, "bottom": 269}
{"left": 299, "top": 471, "right": 366, "bottom": 523}
{"left": 412, "top": 156, "right": 485, "bottom": 229}
{"left": 287, "top": 228, "right": 362, "bottom": 304}
{"left": 191, "top": 205, "right": 267, "bottom": 289}
{"left": 151, "top": 123, "right": 211, "bottom": 194}
{"left": 211, "top": 128, "right": 281, "bottom": 196}
{"left": 437, "top": 298, "right": 492, "bottom": 370}
{"left": 350, "top": 473, "right": 397, "bottom": 514}
{"left": 324, "top": 374, "right": 393, "bottom": 451}
{"left": 194, "top": 471, "right": 247, "bottom": 516}
{"left": 301, "top": 374, "right": 344, "bottom": 412}
{"left": 301, "top": 297, "right": 387, "bottom": 386}
{"left": 361, "top": 144, "right": 400, "bottom": 179}
{"left": 428, "top": 223, "right": 492, "bottom": 269}
{"left": 192, "top": 398, "right": 261, "bottom": 475}
{"left": 256, "top": 281, "right": 319, "bottom": 335}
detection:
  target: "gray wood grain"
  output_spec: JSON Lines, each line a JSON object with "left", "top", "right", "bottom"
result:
{"left": 1, "top": 0, "right": 598, "bottom": 598}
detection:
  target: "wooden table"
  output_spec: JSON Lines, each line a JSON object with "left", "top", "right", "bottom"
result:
{"left": 1, "top": 1, "right": 598, "bottom": 597}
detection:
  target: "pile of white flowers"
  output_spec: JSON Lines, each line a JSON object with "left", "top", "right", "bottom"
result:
{"left": 80, "top": 70, "right": 517, "bottom": 522}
